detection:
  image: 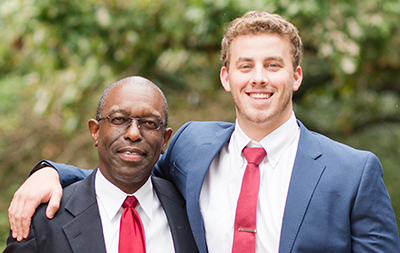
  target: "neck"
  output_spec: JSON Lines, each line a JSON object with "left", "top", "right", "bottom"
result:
{"left": 99, "top": 167, "right": 151, "bottom": 194}
{"left": 237, "top": 113, "right": 293, "bottom": 142}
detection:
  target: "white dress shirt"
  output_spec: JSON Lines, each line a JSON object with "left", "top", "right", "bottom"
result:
{"left": 95, "top": 169, "right": 174, "bottom": 253}
{"left": 199, "top": 113, "right": 300, "bottom": 253}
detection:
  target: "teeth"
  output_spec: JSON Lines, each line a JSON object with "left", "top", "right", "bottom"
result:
{"left": 124, "top": 151, "right": 139, "bottom": 155}
{"left": 249, "top": 93, "right": 271, "bottom": 99}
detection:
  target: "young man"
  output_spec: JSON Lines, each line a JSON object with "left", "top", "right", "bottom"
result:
{"left": 5, "top": 76, "right": 198, "bottom": 253}
{"left": 8, "top": 11, "right": 400, "bottom": 253}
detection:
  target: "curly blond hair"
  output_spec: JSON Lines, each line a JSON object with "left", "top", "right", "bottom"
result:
{"left": 221, "top": 11, "right": 303, "bottom": 71}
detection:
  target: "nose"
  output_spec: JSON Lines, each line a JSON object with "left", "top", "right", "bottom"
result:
{"left": 124, "top": 120, "right": 142, "bottom": 142}
{"left": 251, "top": 65, "right": 268, "bottom": 86}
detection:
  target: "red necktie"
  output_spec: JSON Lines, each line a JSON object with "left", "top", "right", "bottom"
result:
{"left": 119, "top": 196, "right": 146, "bottom": 253}
{"left": 232, "top": 147, "right": 266, "bottom": 253}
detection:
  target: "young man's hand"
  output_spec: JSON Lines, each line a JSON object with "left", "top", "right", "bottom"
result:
{"left": 8, "top": 167, "right": 62, "bottom": 241}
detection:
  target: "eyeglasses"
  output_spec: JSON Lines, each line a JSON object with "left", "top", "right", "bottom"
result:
{"left": 98, "top": 113, "right": 167, "bottom": 131}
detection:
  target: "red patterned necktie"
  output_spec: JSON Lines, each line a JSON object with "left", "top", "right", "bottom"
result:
{"left": 232, "top": 147, "right": 266, "bottom": 253}
{"left": 119, "top": 196, "right": 146, "bottom": 253}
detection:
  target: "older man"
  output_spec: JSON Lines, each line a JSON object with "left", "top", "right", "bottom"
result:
{"left": 5, "top": 76, "right": 198, "bottom": 253}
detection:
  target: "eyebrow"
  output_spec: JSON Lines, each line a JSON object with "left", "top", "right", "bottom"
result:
{"left": 235, "top": 56, "right": 285, "bottom": 65}
{"left": 265, "top": 56, "right": 285, "bottom": 63}
{"left": 235, "top": 57, "right": 252, "bottom": 65}
{"left": 109, "top": 110, "right": 162, "bottom": 119}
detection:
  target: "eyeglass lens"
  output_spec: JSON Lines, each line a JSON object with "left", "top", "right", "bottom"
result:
{"left": 108, "top": 114, "right": 162, "bottom": 130}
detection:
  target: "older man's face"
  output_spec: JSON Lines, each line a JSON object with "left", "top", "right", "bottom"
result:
{"left": 89, "top": 83, "right": 172, "bottom": 193}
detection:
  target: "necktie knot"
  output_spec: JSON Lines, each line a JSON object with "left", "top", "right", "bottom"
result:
{"left": 242, "top": 147, "right": 266, "bottom": 166}
{"left": 122, "top": 196, "right": 138, "bottom": 209}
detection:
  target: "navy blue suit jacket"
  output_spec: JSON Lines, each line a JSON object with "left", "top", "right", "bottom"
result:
{"left": 153, "top": 120, "right": 400, "bottom": 253}
{"left": 4, "top": 167, "right": 198, "bottom": 253}
{"left": 13, "top": 120, "right": 400, "bottom": 253}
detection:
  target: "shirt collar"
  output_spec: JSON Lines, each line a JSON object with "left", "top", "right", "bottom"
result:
{"left": 230, "top": 112, "right": 300, "bottom": 168}
{"left": 95, "top": 169, "right": 154, "bottom": 221}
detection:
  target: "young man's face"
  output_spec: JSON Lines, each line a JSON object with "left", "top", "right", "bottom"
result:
{"left": 220, "top": 33, "right": 302, "bottom": 138}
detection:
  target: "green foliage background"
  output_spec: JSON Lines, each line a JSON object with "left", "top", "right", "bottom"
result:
{"left": 1, "top": 0, "right": 400, "bottom": 247}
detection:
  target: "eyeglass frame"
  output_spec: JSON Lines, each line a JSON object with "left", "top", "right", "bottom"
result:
{"left": 97, "top": 113, "right": 167, "bottom": 131}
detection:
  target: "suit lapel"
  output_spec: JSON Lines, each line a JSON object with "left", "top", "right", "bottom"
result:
{"left": 62, "top": 169, "right": 106, "bottom": 253}
{"left": 279, "top": 121, "right": 326, "bottom": 253}
{"left": 153, "top": 176, "right": 199, "bottom": 253}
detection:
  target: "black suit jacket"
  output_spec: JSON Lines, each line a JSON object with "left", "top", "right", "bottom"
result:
{"left": 4, "top": 168, "right": 198, "bottom": 253}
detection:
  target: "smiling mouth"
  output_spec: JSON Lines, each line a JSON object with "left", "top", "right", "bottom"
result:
{"left": 118, "top": 149, "right": 145, "bottom": 163}
{"left": 248, "top": 93, "right": 273, "bottom": 99}
{"left": 121, "top": 151, "right": 140, "bottom": 155}
{"left": 117, "top": 147, "right": 145, "bottom": 161}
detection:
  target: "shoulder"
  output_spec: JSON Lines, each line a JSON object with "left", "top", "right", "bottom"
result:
{"left": 298, "top": 120, "right": 380, "bottom": 167}
{"left": 165, "top": 121, "right": 234, "bottom": 156}
{"left": 178, "top": 121, "right": 234, "bottom": 133}
{"left": 312, "top": 129, "right": 374, "bottom": 158}
{"left": 34, "top": 172, "right": 95, "bottom": 224}
{"left": 152, "top": 176, "right": 184, "bottom": 205}
{"left": 33, "top": 179, "right": 82, "bottom": 222}
{"left": 172, "top": 121, "right": 234, "bottom": 140}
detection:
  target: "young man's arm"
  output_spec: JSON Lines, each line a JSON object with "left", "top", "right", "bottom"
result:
{"left": 8, "top": 160, "right": 91, "bottom": 241}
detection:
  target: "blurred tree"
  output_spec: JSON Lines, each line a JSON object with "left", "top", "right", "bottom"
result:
{"left": 1, "top": 0, "right": 400, "bottom": 247}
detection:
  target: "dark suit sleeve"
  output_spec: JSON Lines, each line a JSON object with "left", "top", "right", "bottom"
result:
{"left": 32, "top": 160, "right": 92, "bottom": 188}
{"left": 350, "top": 153, "right": 400, "bottom": 252}
{"left": 3, "top": 226, "right": 38, "bottom": 252}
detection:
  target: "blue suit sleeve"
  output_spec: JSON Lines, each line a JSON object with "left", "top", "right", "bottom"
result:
{"left": 32, "top": 160, "right": 92, "bottom": 188}
{"left": 351, "top": 153, "right": 400, "bottom": 252}
{"left": 153, "top": 122, "right": 193, "bottom": 182}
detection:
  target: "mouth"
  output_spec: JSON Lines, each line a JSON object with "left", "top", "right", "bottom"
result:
{"left": 117, "top": 147, "right": 145, "bottom": 162}
{"left": 120, "top": 150, "right": 141, "bottom": 155}
{"left": 247, "top": 92, "right": 273, "bottom": 100}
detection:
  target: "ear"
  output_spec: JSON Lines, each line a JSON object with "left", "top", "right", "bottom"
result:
{"left": 161, "top": 128, "right": 173, "bottom": 154}
{"left": 88, "top": 119, "right": 100, "bottom": 147}
{"left": 292, "top": 66, "right": 303, "bottom": 92}
{"left": 220, "top": 66, "right": 231, "bottom": 92}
